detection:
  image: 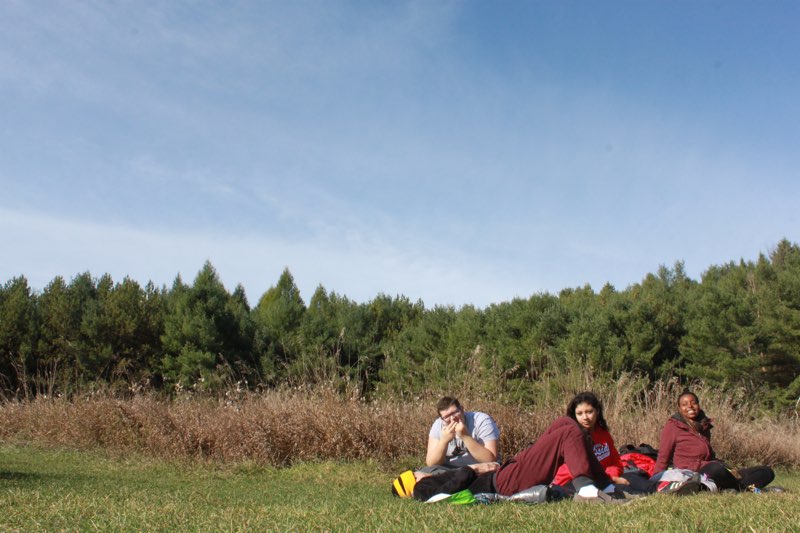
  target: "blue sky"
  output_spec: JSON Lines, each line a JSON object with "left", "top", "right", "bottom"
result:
{"left": 2, "top": 1, "right": 798, "bottom": 308}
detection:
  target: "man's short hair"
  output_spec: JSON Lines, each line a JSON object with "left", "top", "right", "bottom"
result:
{"left": 436, "top": 396, "right": 462, "bottom": 414}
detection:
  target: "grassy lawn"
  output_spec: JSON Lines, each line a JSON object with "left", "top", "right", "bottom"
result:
{"left": 1, "top": 444, "right": 799, "bottom": 532}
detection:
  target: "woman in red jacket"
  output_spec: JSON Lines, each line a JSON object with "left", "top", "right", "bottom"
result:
{"left": 654, "top": 389, "right": 775, "bottom": 491}
{"left": 553, "top": 392, "right": 629, "bottom": 489}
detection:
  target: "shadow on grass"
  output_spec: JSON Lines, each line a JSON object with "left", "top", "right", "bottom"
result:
{"left": 0, "top": 470, "right": 84, "bottom": 484}
{"left": 0, "top": 470, "right": 44, "bottom": 481}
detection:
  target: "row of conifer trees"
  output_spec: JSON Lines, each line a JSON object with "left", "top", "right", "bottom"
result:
{"left": 1, "top": 240, "right": 799, "bottom": 408}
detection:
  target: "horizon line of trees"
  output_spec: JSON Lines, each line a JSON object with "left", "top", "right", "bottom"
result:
{"left": 2, "top": 239, "right": 799, "bottom": 408}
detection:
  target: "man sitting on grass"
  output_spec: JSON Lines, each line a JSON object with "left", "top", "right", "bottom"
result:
{"left": 419, "top": 396, "right": 500, "bottom": 475}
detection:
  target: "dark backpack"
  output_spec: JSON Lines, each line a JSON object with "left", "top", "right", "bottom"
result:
{"left": 618, "top": 443, "right": 658, "bottom": 459}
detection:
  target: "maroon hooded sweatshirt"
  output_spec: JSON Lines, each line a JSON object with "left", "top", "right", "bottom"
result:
{"left": 654, "top": 413, "right": 715, "bottom": 473}
{"left": 494, "top": 416, "right": 610, "bottom": 495}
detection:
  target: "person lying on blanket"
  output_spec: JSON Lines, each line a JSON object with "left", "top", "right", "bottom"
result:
{"left": 393, "top": 416, "right": 616, "bottom": 502}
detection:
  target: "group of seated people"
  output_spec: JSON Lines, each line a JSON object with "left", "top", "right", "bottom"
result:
{"left": 392, "top": 390, "right": 777, "bottom": 502}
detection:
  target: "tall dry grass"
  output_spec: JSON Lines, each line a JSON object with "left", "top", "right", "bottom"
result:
{"left": 1, "top": 376, "right": 798, "bottom": 469}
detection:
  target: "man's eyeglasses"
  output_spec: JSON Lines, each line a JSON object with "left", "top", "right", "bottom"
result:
{"left": 440, "top": 408, "right": 461, "bottom": 423}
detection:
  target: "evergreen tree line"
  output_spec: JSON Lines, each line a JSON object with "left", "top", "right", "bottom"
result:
{"left": 2, "top": 240, "right": 799, "bottom": 408}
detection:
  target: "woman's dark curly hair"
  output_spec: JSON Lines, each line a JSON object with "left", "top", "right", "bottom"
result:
{"left": 566, "top": 391, "right": 609, "bottom": 431}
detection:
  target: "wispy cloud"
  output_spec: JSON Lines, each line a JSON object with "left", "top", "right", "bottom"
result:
{"left": 1, "top": 2, "right": 797, "bottom": 306}
{"left": 0, "top": 206, "right": 517, "bottom": 306}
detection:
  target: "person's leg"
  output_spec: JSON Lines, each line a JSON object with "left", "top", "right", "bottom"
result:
{"left": 494, "top": 417, "right": 610, "bottom": 496}
{"left": 620, "top": 471, "right": 655, "bottom": 494}
{"left": 417, "top": 464, "right": 458, "bottom": 475}
{"left": 736, "top": 466, "right": 775, "bottom": 489}
{"left": 467, "top": 471, "right": 496, "bottom": 494}
{"left": 560, "top": 475, "right": 596, "bottom": 496}
{"left": 699, "top": 461, "right": 739, "bottom": 490}
{"left": 412, "top": 466, "right": 477, "bottom": 501}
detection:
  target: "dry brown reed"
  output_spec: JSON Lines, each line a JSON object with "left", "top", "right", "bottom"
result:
{"left": 1, "top": 377, "right": 798, "bottom": 469}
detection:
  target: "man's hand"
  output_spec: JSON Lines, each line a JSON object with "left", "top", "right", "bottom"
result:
{"left": 469, "top": 462, "right": 500, "bottom": 475}
{"left": 453, "top": 418, "right": 467, "bottom": 438}
{"left": 414, "top": 471, "right": 433, "bottom": 482}
{"left": 441, "top": 420, "right": 458, "bottom": 442}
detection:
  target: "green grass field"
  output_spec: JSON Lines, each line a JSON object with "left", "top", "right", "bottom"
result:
{"left": 1, "top": 444, "right": 799, "bottom": 532}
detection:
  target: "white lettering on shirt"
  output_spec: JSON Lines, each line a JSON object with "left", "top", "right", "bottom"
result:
{"left": 594, "top": 442, "right": 611, "bottom": 462}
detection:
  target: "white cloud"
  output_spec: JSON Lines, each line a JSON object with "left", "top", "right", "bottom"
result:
{"left": 0, "top": 207, "right": 517, "bottom": 307}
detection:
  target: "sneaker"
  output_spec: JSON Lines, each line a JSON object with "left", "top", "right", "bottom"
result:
{"left": 657, "top": 480, "right": 702, "bottom": 495}
{"left": 574, "top": 490, "right": 610, "bottom": 504}
{"left": 615, "top": 488, "right": 645, "bottom": 500}
{"left": 573, "top": 491, "right": 632, "bottom": 505}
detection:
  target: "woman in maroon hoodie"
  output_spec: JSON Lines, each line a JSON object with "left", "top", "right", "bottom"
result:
{"left": 654, "top": 389, "right": 775, "bottom": 491}
{"left": 552, "top": 392, "right": 627, "bottom": 488}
